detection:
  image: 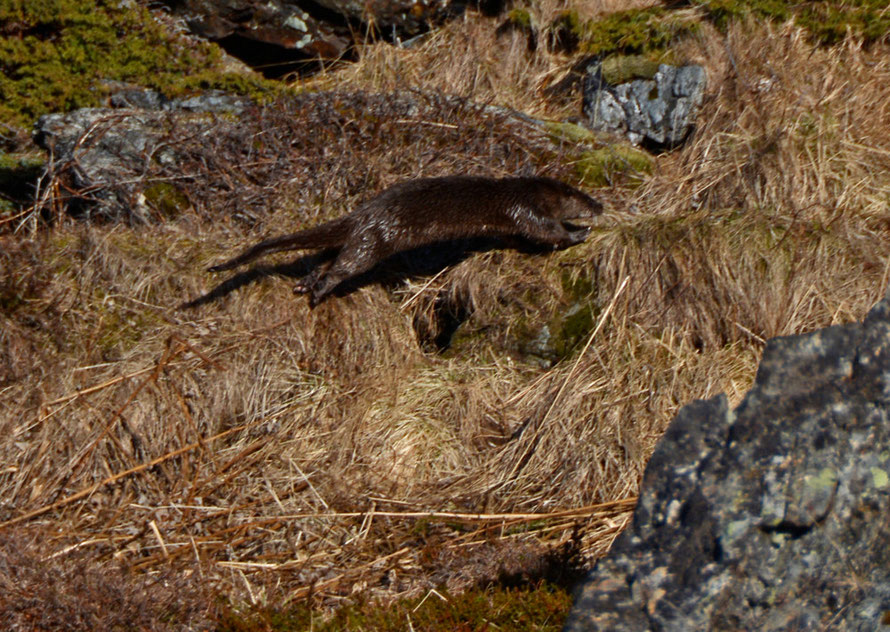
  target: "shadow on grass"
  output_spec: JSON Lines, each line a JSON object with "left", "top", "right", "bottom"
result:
{"left": 216, "top": 533, "right": 587, "bottom": 632}
{"left": 179, "top": 236, "right": 566, "bottom": 311}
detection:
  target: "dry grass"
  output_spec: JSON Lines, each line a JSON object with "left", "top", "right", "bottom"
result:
{"left": 306, "top": 0, "right": 659, "bottom": 119}
{"left": 1, "top": 8, "right": 890, "bottom": 627}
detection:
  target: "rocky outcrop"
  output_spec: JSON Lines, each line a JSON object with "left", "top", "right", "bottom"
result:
{"left": 166, "top": 0, "right": 352, "bottom": 73}
{"left": 31, "top": 90, "right": 573, "bottom": 224}
{"left": 32, "top": 91, "right": 253, "bottom": 222}
{"left": 564, "top": 289, "right": 890, "bottom": 630}
{"left": 162, "top": 0, "right": 456, "bottom": 75}
{"left": 582, "top": 60, "right": 706, "bottom": 149}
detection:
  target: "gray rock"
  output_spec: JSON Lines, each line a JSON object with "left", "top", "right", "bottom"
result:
{"left": 34, "top": 101, "right": 247, "bottom": 222}
{"left": 582, "top": 62, "right": 706, "bottom": 148}
{"left": 169, "top": 0, "right": 351, "bottom": 67}
{"left": 109, "top": 88, "right": 170, "bottom": 110}
{"left": 564, "top": 288, "right": 890, "bottom": 631}
{"left": 108, "top": 88, "right": 250, "bottom": 113}
{"left": 163, "top": 0, "right": 454, "bottom": 74}
{"left": 32, "top": 90, "right": 254, "bottom": 221}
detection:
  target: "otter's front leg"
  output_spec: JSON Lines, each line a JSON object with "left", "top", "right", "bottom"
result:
{"left": 564, "top": 226, "right": 591, "bottom": 246}
{"left": 520, "top": 216, "right": 591, "bottom": 250}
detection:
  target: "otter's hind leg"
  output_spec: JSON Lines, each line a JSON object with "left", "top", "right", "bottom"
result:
{"left": 293, "top": 253, "right": 336, "bottom": 295}
{"left": 293, "top": 264, "right": 329, "bottom": 295}
{"left": 307, "top": 236, "right": 386, "bottom": 307}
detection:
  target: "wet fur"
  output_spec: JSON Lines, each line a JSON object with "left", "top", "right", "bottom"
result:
{"left": 208, "top": 175, "right": 603, "bottom": 306}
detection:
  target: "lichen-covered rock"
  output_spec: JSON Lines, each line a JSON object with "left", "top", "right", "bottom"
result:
{"left": 108, "top": 88, "right": 251, "bottom": 113}
{"left": 564, "top": 289, "right": 890, "bottom": 630}
{"left": 582, "top": 62, "right": 706, "bottom": 148}
{"left": 33, "top": 92, "right": 252, "bottom": 222}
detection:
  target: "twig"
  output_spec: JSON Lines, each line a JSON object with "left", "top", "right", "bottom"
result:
{"left": 149, "top": 520, "right": 170, "bottom": 560}
{"left": 196, "top": 497, "right": 637, "bottom": 526}
{"left": 399, "top": 267, "right": 450, "bottom": 311}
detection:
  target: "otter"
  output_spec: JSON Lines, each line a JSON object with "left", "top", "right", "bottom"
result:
{"left": 208, "top": 175, "right": 602, "bottom": 306}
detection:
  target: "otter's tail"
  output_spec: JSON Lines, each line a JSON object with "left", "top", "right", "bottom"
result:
{"left": 208, "top": 217, "right": 350, "bottom": 272}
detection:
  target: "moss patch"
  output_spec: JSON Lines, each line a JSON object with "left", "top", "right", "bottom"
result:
{"left": 217, "top": 581, "right": 572, "bottom": 631}
{"left": 574, "top": 145, "right": 654, "bottom": 188}
{"left": 0, "top": 151, "right": 44, "bottom": 214}
{"left": 549, "top": 1, "right": 888, "bottom": 60}
{"left": 0, "top": 0, "right": 282, "bottom": 130}
{"left": 505, "top": 8, "right": 534, "bottom": 29}
{"left": 544, "top": 121, "right": 599, "bottom": 146}
{"left": 600, "top": 54, "right": 663, "bottom": 85}
{"left": 693, "top": 0, "right": 890, "bottom": 45}
{"left": 143, "top": 181, "right": 191, "bottom": 219}
{"left": 549, "top": 302, "right": 596, "bottom": 360}
{"left": 550, "top": 8, "right": 699, "bottom": 56}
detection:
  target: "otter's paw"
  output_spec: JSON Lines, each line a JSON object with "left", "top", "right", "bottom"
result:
{"left": 567, "top": 227, "right": 591, "bottom": 244}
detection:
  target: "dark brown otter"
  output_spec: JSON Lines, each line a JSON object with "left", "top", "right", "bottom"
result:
{"left": 208, "top": 175, "right": 602, "bottom": 306}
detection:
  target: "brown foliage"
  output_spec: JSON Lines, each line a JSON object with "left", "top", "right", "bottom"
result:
{"left": 0, "top": 528, "right": 213, "bottom": 631}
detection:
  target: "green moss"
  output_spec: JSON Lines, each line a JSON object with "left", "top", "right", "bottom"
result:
{"left": 0, "top": 151, "right": 43, "bottom": 173}
{"left": 94, "top": 297, "right": 162, "bottom": 356}
{"left": 600, "top": 54, "right": 662, "bottom": 84}
{"left": 143, "top": 181, "right": 190, "bottom": 219}
{"left": 550, "top": 302, "right": 596, "bottom": 359}
{"left": 175, "top": 71, "right": 286, "bottom": 105}
{"left": 796, "top": 0, "right": 890, "bottom": 45}
{"left": 693, "top": 0, "right": 791, "bottom": 29}
{"left": 693, "top": 0, "right": 890, "bottom": 45}
{"left": 574, "top": 145, "right": 654, "bottom": 188}
{"left": 560, "top": 268, "right": 595, "bottom": 301}
{"left": 553, "top": 7, "right": 699, "bottom": 56}
{"left": 217, "top": 581, "right": 572, "bottom": 631}
{"left": 552, "top": 1, "right": 887, "bottom": 60}
{"left": 506, "top": 8, "right": 533, "bottom": 29}
{"left": 0, "top": 0, "right": 282, "bottom": 129}
{"left": 543, "top": 123, "right": 654, "bottom": 189}
{"left": 544, "top": 121, "right": 599, "bottom": 146}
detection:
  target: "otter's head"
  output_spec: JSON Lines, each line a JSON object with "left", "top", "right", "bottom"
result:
{"left": 534, "top": 177, "right": 604, "bottom": 219}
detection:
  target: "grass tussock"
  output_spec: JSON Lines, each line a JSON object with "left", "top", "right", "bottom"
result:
{"left": 1, "top": 7, "right": 890, "bottom": 630}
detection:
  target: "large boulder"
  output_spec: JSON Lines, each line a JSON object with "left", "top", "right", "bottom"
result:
{"left": 564, "top": 289, "right": 890, "bottom": 630}
{"left": 32, "top": 91, "right": 253, "bottom": 222}
{"left": 582, "top": 60, "right": 706, "bottom": 149}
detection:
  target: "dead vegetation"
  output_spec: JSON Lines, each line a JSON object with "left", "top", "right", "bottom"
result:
{"left": 1, "top": 5, "right": 890, "bottom": 629}
{"left": 0, "top": 528, "right": 213, "bottom": 631}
